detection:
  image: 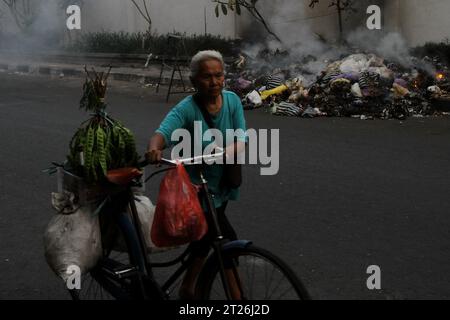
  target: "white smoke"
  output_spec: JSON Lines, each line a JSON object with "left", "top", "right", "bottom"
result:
{"left": 0, "top": 0, "right": 67, "bottom": 52}
{"left": 238, "top": 0, "right": 346, "bottom": 85}
{"left": 346, "top": 29, "right": 411, "bottom": 65}
{"left": 237, "top": 0, "right": 436, "bottom": 83}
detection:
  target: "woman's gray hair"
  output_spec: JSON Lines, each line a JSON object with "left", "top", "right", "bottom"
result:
{"left": 189, "top": 50, "right": 225, "bottom": 79}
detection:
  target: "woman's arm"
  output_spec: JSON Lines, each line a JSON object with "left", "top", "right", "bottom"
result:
{"left": 146, "top": 102, "right": 189, "bottom": 164}
{"left": 146, "top": 133, "right": 166, "bottom": 164}
{"left": 224, "top": 141, "right": 246, "bottom": 163}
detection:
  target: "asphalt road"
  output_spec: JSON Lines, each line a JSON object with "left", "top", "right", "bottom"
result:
{"left": 1, "top": 72, "right": 450, "bottom": 300}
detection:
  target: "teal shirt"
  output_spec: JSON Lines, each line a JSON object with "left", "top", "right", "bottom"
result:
{"left": 156, "top": 90, "right": 247, "bottom": 208}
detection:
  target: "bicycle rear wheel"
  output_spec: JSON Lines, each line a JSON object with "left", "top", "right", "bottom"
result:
{"left": 69, "top": 210, "right": 142, "bottom": 300}
{"left": 196, "top": 245, "right": 310, "bottom": 300}
{"left": 69, "top": 251, "right": 134, "bottom": 300}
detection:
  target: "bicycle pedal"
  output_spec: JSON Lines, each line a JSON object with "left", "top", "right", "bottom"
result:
{"left": 111, "top": 265, "right": 138, "bottom": 279}
{"left": 100, "top": 259, "right": 139, "bottom": 279}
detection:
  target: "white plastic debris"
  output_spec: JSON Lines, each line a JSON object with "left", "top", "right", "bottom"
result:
{"left": 427, "top": 85, "right": 442, "bottom": 95}
{"left": 245, "top": 90, "right": 263, "bottom": 107}
{"left": 340, "top": 54, "right": 371, "bottom": 74}
{"left": 351, "top": 83, "right": 363, "bottom": 98}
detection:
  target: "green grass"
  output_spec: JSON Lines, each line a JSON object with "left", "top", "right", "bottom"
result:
{"left": 66, "top": 31, "right": 235, "bottom": 56}
{"left": 411, "top": 41, "right": 450, "bottom": 64}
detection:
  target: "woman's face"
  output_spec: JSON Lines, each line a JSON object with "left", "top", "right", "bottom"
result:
{"left": 193, "top": 59, "right": 225, "bottom": 99}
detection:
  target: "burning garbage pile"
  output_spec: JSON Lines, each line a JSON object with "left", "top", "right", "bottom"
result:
{"left": 226, "top": 50, "right": 450, "bottom": 120}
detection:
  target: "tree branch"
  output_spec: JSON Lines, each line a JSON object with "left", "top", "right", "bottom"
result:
{"left": 213, "top": 0, "right": 282, "bottom": 43}
{"left": 130, "top": 0, "right": 151, "bottom": 25}
{"left": 2, "top": 0, "right": 35, "bottom": 32}
{"left": 251, "top": 6, "right": 282, "bottom": 42}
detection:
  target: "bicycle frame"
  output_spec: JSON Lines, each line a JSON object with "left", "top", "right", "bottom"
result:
{"left": 105, "top": 154, "right": 241, "bottom": 300}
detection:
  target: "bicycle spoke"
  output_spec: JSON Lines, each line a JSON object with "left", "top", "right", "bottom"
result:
{"left": 248, "top": 256, "right": 256, "bottom": 299}
{"left": 200, "top": 246, "right": 308, "bottom": 300}
{"left": 275, "top": 284, "right": 297, "bottom": 300}
{"left": 85, "top": 277, "right": 94, "bottom": 298}
{"left": 267, "top": 273, "right": 287, "bottom": 299}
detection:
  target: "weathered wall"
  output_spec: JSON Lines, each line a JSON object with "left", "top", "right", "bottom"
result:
{"left": 0, "top": 0, "right": 237, "bottom": 38}
{"left": 393, "top": 0, "right": 450, "bottom": 46}
{"left": 236, "top": 0, "right": 450, "bottom": 47}
{"left": 82, "top": 0, "right": 237, "bottom": 38}
{"left": 2, "top": 0, "right": 450, "bottom": 48}
{"left": 235, "top": 0, "right": 385, "bottom": 44}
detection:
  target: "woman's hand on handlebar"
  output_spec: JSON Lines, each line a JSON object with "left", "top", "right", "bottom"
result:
{"left": 146, "top": 133, "right": 166, "bottom": 166}
{"left": 145, "top": 149, "right": 163, "bottom": 166}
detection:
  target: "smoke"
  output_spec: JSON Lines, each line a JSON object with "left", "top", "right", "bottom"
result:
{"left": 346, "top": 28, "right": 436, "bottom": 75}
{"left": 0, "top": 0, "right": 67, "bottom": 52}
{"left": 238, "top": 0, "right": 435, "bottom": 83}
{"left": 238, "top": 0, "right": 347, "bottom": 85}
{"left": 346, "top": 29, "right": 410, "bottom": 65}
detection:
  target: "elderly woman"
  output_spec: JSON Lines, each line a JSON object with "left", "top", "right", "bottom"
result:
{"left": 146, "top": 50, "right": 247, "bottom": 299}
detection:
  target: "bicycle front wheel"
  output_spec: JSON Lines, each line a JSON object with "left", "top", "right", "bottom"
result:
{"left": 196, "top": 244, "right": 311, "bottom": 300}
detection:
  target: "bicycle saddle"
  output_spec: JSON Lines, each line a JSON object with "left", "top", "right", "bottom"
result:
{"left": 106, "top": 168, "right": 143, "bottom": 186}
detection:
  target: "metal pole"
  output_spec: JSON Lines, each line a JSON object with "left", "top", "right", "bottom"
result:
{"left": 204, "top": 6, "right": 207, "bottom": 35}
{"left": 337, "top": 0, "right": 343, "bottom": 43}
{"left": 199, "top": 172, "right": 233, "bottom": 299}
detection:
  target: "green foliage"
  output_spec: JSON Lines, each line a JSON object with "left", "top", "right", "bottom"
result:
{"left": 66, "top": 32, "right": 235, "bottom": 56}
{"left": 68, "top": 71, "right": 139, "bottom": 184}
{"left": 68, "top": 116, "right": 139, "bottom": 184}
{"left": 411, "top": 41, "right": 450, "bottom": 64}
{"left": 80, "top": 80, "right": 104, "bottom": 112}
{"left": 213, "top": 0, "right": 254, "bottom": 17}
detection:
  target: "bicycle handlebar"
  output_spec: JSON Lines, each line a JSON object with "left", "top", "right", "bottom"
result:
{"left": 138, "top": 150, "right": 226, "bottom": 168}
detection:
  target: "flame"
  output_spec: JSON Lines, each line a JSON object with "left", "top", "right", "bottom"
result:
{"left": 436, "top": 73, "right": 445, "bottom": 81}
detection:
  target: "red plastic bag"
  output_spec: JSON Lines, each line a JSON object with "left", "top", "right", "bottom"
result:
{"left": 151, "top": 163, "right": 208, "bottom": 247}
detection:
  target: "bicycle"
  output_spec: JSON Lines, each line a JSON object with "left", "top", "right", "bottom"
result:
{"left": 68, "top": 152, "right": 311, "bottom": 300}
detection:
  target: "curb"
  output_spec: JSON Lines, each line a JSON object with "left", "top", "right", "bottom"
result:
{"left": 0, "top": 62, "right": 188, "bottom": 87}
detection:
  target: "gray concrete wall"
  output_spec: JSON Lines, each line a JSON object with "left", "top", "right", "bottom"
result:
{"left": 82, "top": 0, "right": 237, "bottom": 38}
{"left": 235, "top": 0, "right": 450, "bottom": 47}
{"left": 2, "top": 0, "right": 450, "bottom": 48}
{"left": 395, "top": 0, "right": 450, "bottom": 46}
{"left": 0, "top": 0, "right": 237, "bottom": 38}
{"left": 235, "top": 0, "right": 384, "bottom": 44}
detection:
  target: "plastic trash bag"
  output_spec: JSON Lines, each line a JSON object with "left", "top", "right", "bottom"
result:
{"left": 151, "top": 164, "right": 208, "bottom": 248}
{"left": 244, "top": 90, "right": 263, "bottom": 107}
{"left": 44, "top": 192, "right": 102, "bottom": 282}
{"left": 236, "top": 77, "right": 252, "bottom": 91}
{"left": 340, "top": 54, "right": 371, "bottom": 74}
{"left": 330, "top": 78, "right": 352, "bottom": 92}
{"left": 133, "top": 196, "right": 158, "bottom": 250}
{"left": 107, "top": 195, "right": 178, "bottom": 254}
{"left": 392, "top": 83, "right": 410, "bottom": 98}
{"left": 428, "top": 85, "right": 442, "bottom": 96}
{"left": 394, "top": 78, "right": 408, "bottom": 88}
{"left": 351, "top": 83, "right": 363, "bottom": 98}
